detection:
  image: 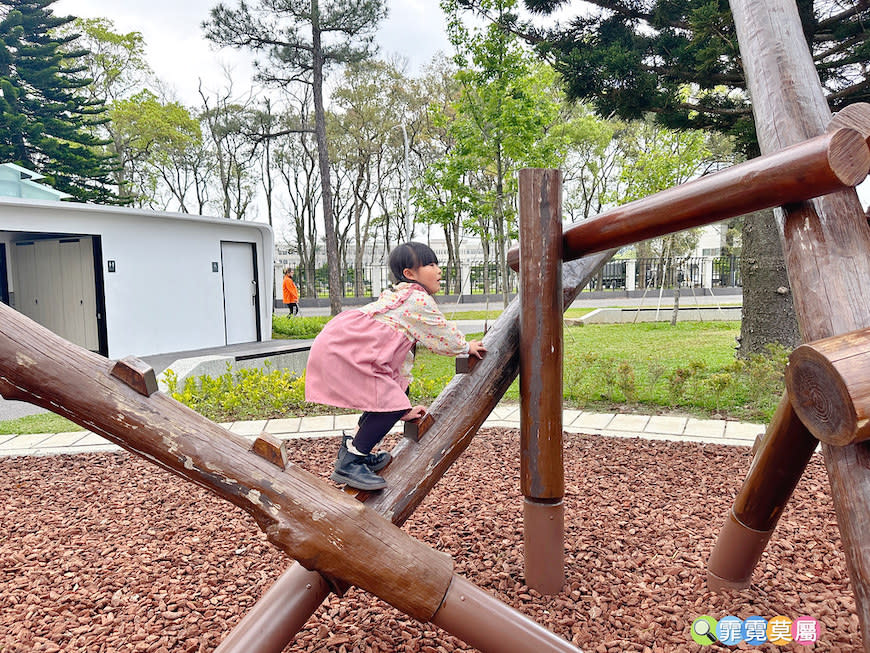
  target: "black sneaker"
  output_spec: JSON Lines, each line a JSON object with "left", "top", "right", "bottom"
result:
{"left": 330, "top": 451, "right": 387, "bottom": 491}
{"left": 341, "top": 434, "right": 391, "bottom": 472}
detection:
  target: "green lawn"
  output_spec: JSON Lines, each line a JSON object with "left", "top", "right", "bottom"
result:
{"left": 0, "top": 320, "right": 782, "bottom": 435}
{"left": 412, "top": 321, "right": 783, "bottom": 422}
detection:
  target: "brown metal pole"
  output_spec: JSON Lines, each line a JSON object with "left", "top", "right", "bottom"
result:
{"left": 720, "top": 1, "right": 870, "bottom": 638}
{"left": 431, "top": 575, "right": 580, "bottom": 653}
{"left": 506, "top": 127, "right": 870, "bottom": 271}
{"left": 215, "top": 564, "right": 330, "bottom": 653}
{"left": 518, "top": 168, "right": 565, "bottom": 594}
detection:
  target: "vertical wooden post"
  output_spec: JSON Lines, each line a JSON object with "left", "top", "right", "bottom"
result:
{"left": 518, "top": 168, "right": 565, "bottom": 594}
{"left": 721, "top": 0, "right": 870, "bottom": 634}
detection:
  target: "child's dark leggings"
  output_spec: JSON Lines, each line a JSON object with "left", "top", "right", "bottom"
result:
{"left": 352, "top": 409, "right": 408, "bottom": 454}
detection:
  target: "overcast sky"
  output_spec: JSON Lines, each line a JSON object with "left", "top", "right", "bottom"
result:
{"left": 47, "top": 0, "right": 870, "bottom": 210}
{"left": 52, "top": 0, "right": 454, "bottom": 105}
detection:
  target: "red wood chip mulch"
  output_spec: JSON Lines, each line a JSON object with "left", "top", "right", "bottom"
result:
{"left": 0, "top": 428, "right": 860, "bottom": 652}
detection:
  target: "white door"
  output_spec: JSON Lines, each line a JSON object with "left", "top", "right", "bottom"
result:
{"left": 59, "top": 238, "right": 99, "bottom": 351}
{"left": 221, "top": 241, "right": 259, "bottom": 345}
{"left": 12, "top": 236, "right": 100, "bottom": 351}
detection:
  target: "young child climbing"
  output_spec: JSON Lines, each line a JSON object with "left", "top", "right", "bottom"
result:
{"left": 305, "top": 242, "right": 486, "bottom": 491}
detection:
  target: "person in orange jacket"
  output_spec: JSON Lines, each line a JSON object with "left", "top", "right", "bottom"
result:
{"left": 282, "top": 268, "right": 299, "bottom": 315}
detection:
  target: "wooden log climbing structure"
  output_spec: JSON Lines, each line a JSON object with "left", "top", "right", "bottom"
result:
{"left": 709, "top": 5, "right": 870, "bottom": 647}
{"left": 0, "top": 301, "right": 583, "bottom": 653}
{"left": 217, "top": 249, "right": 615, "bottom": 652}
{"left": 6, "top": 0, "right": 870, "bottom": 648}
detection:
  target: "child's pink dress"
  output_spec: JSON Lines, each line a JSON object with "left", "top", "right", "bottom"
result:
{"left": 305, "top": 282, "right": 470, "bottom": 412}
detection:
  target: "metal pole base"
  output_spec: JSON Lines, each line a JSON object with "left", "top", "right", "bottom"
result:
{"left": 523, "top": 497, "right": 565, "bottom": 595}
{"left": 432, "top": 575, "right": 580, "bottom": 653}
{"left": 215, "top": 563, "right": 331, "bottom": 653}
{"left": 707, "top": 509, "right": 774, "bottom": 592}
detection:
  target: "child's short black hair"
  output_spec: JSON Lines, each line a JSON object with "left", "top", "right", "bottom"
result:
{"left": 389, "top": 242, "right": 439, "bottom": 283}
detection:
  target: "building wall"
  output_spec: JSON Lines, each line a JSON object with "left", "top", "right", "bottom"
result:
{"left": 0, "top": 198, "right": 273, "bottom": 358}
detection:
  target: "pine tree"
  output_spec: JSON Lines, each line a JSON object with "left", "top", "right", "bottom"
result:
{"left": 0, "top": 0, "right": 118, "bottom": 202}
{"left": 521, "top": 0, "right": 869, "bottom": 155}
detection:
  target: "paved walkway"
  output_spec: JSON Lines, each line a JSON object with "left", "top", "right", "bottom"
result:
{"left": 0, "top": 403, "right": 764, "bottom": 458}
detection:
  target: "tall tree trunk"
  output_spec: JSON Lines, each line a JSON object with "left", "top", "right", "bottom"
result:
{"left": 311, "top": 0, "right": 342, "bottom": 315}
{"left": 353, "top": 161, "right": 365, "bottom": 297}
{"left": 737, "top": 208, "right": 800, "bottom": 357}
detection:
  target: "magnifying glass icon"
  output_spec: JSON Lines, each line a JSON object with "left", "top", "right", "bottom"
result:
{"left": 692, "top": 618, "right": 717, "bottom": 643}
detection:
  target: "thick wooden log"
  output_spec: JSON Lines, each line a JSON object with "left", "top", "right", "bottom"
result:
{"left": 519, "top": 169, "right": 565, "bottom": 500}
{"left": 786, "top": 328, "right": 870, "bottom": 446}
{"left": 518, "top": 168, "right": 565, "bottom": 594}
{"left": 0, "top": 304, "right": 451, "bottom": 623}
{"left": 726, "top": 0, "right": 870, "bottom": 640}
{"left": 506, "top": 127, "right": 870, "bottom": 270}
{"left": 218, "top": 251, "right": 616, "bottom": 652}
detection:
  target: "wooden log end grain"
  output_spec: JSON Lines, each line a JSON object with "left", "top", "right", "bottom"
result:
{"left": 829, "top": 103, "right": 870, "bottom": 140}
{"left": 826, "top": 127, "right": 870, "bottom": 187}
{"left": 786, "top": 343, "right": 861, "bottom": 446}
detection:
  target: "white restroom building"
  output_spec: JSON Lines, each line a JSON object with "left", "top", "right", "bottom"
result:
{"left": 0, "top": 193, "right": 273, "bottom": 359}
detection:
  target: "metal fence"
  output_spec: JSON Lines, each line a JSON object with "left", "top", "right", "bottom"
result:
{"left": 582, "top": 256, "right": 742, "bottom": 292}
{"left": 288, "top": 261, "right": 521, "bottom": 299}
{"left": 283, "top": 256, "right": 741, "bottom": 300}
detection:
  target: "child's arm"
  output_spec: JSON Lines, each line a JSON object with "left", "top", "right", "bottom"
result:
{"left": 401, "top": 291, "right": 474, "bottom": 357}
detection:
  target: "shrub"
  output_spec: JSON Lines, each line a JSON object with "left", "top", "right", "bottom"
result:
{"left": 272, "top": 314, "right": 330, "bottom": 339}
{"left": 163, "top": 361, "right": 308, "bottom": 422}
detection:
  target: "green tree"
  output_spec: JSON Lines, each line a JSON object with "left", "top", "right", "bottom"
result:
{"left": 108, "top": 89, "right": 205, "bottom": 211}
{"left": 61, "top": 16, "right": 150, "bottom": 103}
{"left": 612, "top": 116, "right": 721, "bottom": 324}
{"left": 0, "top": 0, "right": 117, "bottom": 202}
{"left": 198, "top": 78, "right": 258, "bottom": 220}
{"left": 522, "top": 0, "right": 868, "bottom": 152}
{"left": 556, "top": 104, "right": 628, "bottom": 222}
{"left": 204, "top": 0, "right": 388, "bottom": 315}
{"left": 332, "top": 59, "right": 418, "bottom": 296}
{"left": 441, "top": 0, "right": 567, "bottom": 302}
